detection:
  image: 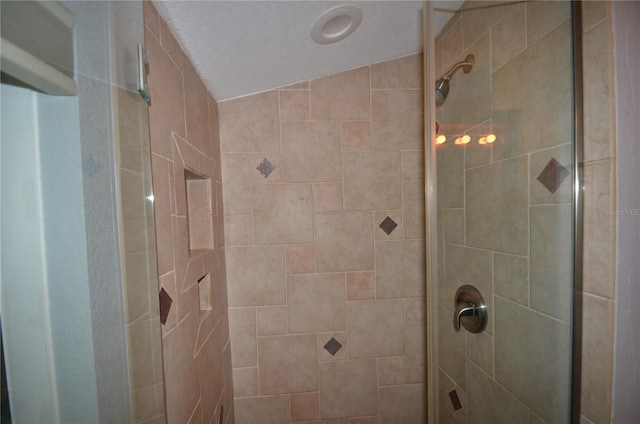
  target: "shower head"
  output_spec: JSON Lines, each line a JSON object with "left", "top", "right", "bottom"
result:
{"left": 435, "top": 54, "right": 475, "bottom": 106}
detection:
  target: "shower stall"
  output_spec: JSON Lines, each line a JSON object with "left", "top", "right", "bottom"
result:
{"left": 1, "top": 0, "right": 623, "bottom": 423}
{"left": 425, "top": 2, "right": 615, "bottom": 423}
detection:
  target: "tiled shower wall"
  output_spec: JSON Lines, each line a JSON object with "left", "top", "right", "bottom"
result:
{"left": 144, "top": 2, "right": 234, "bottom": 423}
{"left": 219, "top": 55, "right": 427, "bottom": 423}
{"left": 434, "top": 2, "right": 616, "bottom": 424}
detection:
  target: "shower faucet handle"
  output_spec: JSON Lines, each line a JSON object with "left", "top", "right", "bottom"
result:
{"left": 453, "top": 285, "right": 488, "bottom": 334}
{"left": 453, "top": 304, "right": 477, "bottom": 331}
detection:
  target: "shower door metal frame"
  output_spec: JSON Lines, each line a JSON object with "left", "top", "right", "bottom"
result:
{"left": 422, "top": 1, "right": 585, "bottom": 423}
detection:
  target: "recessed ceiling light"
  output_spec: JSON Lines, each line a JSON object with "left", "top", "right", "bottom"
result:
{"left": 311, "top": 5, "right": 363, "bottom": 44}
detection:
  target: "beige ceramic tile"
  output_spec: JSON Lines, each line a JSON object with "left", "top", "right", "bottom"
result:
{"left": 256, "top": 306, "right": 287, "bottom": 336}
{"left": 151, "top": 155, "right": 174, "bottom": 275}
{"left": 123, "top": 254, "right": 156, "bottom": 322}
{"left": 438, "top": 369, "right": 466, "bottom": 423}
{"left": 529, "top": 411, "right": 550, "bottom": 424}
{"left": 342, "top": 151, "right": 402, "bottom": 211}
{"left": 580, "top": 294, "right": 614, "bottom": 424}
{"left": 120, "top": 169, "right": 146, "bottom": 220}
{"left": 224, "top": 215, "right": 253, "bottom": 246}
{"left": 319, "top": 359, "right": 378, "bottom": 418}
{"left": 436, "top": 146, "right": 464, "bottom": 209}
{"left": 347, "top": 300, "right": 405, "bottom": 358}
{"left": 582, "top": 161, "right": 614, "bottom": 298}
{"left": 314, "top": 212, "right": 374, "bottom": 272}
{"left": 527, "top": 0, "right": 571, "bottom": 46}
{"left": 258, "top": 334, "right": 318, "bottom": 394}
{"left": 494, "top": 252, "right": 529, "bottom": 306}
{"left": 378, "top": 356, "right": 406, "bottom": 386}
{"left": 371, "top": 90, "right": 423, "bottom": 151}
{"left": 133, "top": 384, "right": 164, "bottom": 423}
{"left": 405, "top": 325, "right": 426, "bottom": 383}
{"left": 312, "top": 182, "right": 343, "bottom": 213}
{"left": 341, "top": 121, "right": 371, "bottom": 151}
{"left": 491, "top": 3, "right": 526, "bottom": 70}
{"left": 494, "top": 297, "right": 571, "bottom": 423}
{"left": 221, "top": 152, "right": 281, "bottom": 215}
{"left": 374, "top": 210, "right": 403, "bottom": 240}
{"left": 442, "top": 17, "right": 464, "bottom": 70}
{"left": 378, "top": 384, "right": 426, "bottom": 423}
{"left": 146, "top": 28, "right": 184, "bottom": 159}
{"left": 198, "top": 326, "right": 225, "bottom": 421}
{"left": 583, "top": 21, "right": 613, "bottom": 162}
{"left": 228, "top": 308, "right": 257, "bottom": 368}
{"left": 279, "top": 90, "right": 309, "bottom": 122}
{"left": 310, "top": 66, "right": 370, "bottom": 121}
{"left": 161, "top": 311, "right": 200, "bottom": 423}
{"left": 285, "top": 244, "right": 315, "bottom": 274}
{"left": 460, "top": 1, "right": 513, "bottom": 49}
{"left": 219, "top": 91, "right": 280, "bottom": 153}
{"left": 234, "top": 395, "right": 290, "bottom": 424}
{"left": 466, "top": 155, "right": 529, "bottom": 255}
{"left": 346, "top": 272, "right": 375, "bottom": 301}
{"left": 443, "top": 209, "right": 464, "bottom": 245}
{"left": 402, "top": 180, "right": 425, "bottom": 239}
{"left": 404, "top": 298, "right": 425, "bottom": 326}
{"left": 350, "top": 417, "right": 378, "bottom": 424}
{"left": 492, "top": 22, "right": 572, "bottom": 160}
{"left": 225, "top": 246, "right": 285, "bottom": 307}
{"left": 233, "top": 367, "right": 259, "bottom": 398}
{"left": 437, "top": 306, "right": 467, "bottom": 390}
{"left": 466, "top": 331, "right": 494, "bottom": 377}
{"left": 287, "top": 273, "right": 347, "bottom": 333}
{"left": 530, "top": 205, "right": 573, "bottom": 322}
{"left": 401, "top": 150, "right": 424, "bottom": 181}
{"left": 371, "top": 53, "right": 423, "bottom": 89}
{"left": 281, "top": 121, "right": 342, "bottom": 183}
{"left": 183, "top": 60, "right": 211, "bottom": 157}
{"left": 252, "top": 184, "right": 314, "bottom": 244}
{"left": 582, "top": 1, "right": 608, "bottom": 31}
{"left": 375, "top": 240, "right": 426, "bottom": 299}
{"left": 186, "top": 178, "right": 213, "bottom": 250}
{"left": 158, "top": 18, "right": 182, "bottom": 68}
{"left": 143, "top": 0, "right": 160, "bottom": 38}
{"left": 281, "top": 80, "right": 309, "bottom": 90}
{"left": 463, "top": 122, "right": 493, "bottom": 169}
{"left": 467, "top": 361, "right": 528, "bottom": 424}
{"left": 318, "top": 331, "right": 348, "bottom": 361}
{"left": 291, "top": 392, "right": 320, "bottom": 422}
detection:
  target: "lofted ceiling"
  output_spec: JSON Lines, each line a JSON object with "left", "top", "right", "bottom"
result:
{"left": 153, "top": 1, "right": 463, "bottom": 101}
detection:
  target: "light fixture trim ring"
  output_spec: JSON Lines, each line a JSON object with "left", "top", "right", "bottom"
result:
{"left": 311, "top": 5, "right": 363, "bottom": 45}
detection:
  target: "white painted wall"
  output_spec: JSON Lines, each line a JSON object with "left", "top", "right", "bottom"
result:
{"left": 0, "top": 84, "right": 61, "bottom": 423}
{"left": 611, "top": 1, "right": 640, "bottom": 422}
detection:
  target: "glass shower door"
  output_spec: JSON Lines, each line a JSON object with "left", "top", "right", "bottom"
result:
{"left": 429, "top": 2, "right": 576, "bottom": 423}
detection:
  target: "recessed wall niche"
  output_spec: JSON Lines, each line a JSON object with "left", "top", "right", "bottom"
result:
{"left": 185, "top": 169, "right": 214, "bottom": 253}
{"left": 197, "top": 274, "right": 212, "bottom": 312}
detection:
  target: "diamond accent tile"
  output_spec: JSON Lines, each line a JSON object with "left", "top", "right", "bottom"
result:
{"left": 379, "top": 216, "right": 398, "bottom": 235}
{"left": 257, "top": 158, "right": 276, "bottom": 178}
{"left": 159, "top": 287, "right": 173, "bottom": 325}
{"left": 449, "top": 390, "right": 462, "bottom": 411}
{"left": 537, "top": 157, "right": 570, "bottom": 194}
{"left": 323, "top": 337, "right": 343, "bottom": 356}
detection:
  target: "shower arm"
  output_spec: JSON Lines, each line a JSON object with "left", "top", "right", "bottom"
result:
{"left": 439, "top": 54, "right": 475, "bottom": 81}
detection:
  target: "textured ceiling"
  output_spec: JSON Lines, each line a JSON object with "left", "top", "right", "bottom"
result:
{"left": 153, "top": 1, "right": 463, "bottom": 100}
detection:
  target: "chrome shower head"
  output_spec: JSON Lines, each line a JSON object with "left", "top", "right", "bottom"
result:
{"left": 435, "top": 77, "right": 450, "bottom": 106}
{"left": 435, "top": 54, "right": 475, "bottom": 106}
